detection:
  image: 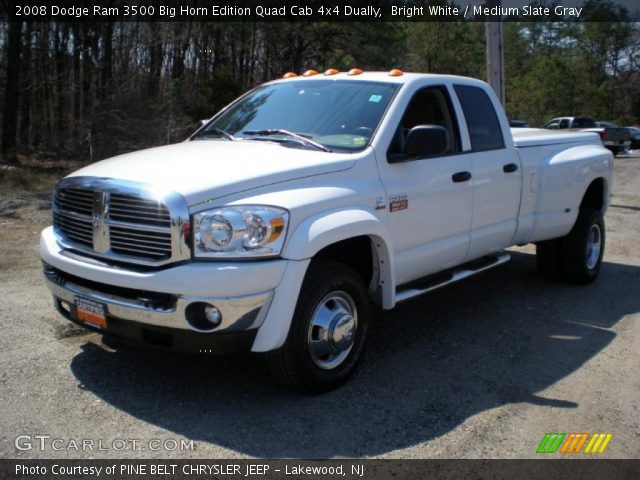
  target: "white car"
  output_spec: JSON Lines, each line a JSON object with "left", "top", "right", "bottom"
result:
{"left": 41, "top": 71, "right": 613, "bottom": 392}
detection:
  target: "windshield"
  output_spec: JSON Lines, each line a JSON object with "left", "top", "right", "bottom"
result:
{"left": 192, "top": 80, "right": 399, "bottom": 152}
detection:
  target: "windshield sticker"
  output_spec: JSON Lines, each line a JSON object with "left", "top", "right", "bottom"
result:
{"left": 369, "top": 94, "right": 383, "bottom": 103}
{"left": 353, "top": 136, "right": 366, "bottom": 146}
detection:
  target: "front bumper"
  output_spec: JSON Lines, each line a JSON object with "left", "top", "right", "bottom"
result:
{"left": 54, "top": 294, "right": 259, "bottom": 354}
{"left": 40, "top": 226, "right": 288, "bottom": 353}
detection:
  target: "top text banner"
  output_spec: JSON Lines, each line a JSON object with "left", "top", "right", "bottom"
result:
{"left": 4, "top": 0, "right": 640, "bottom": 22}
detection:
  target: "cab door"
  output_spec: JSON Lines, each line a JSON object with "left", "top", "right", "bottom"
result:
{"left": 376, "top": 85, "right": 474, "bottom": 286}
{"left": 452, "top": 84, "right": 522, "bottom": 260}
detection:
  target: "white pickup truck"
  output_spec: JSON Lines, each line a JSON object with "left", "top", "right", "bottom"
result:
{"left": 544, "top": 116, "right": 631, "bottom": 155}
{"left": 40, "top": 71, "right": 613, "bottom": 392}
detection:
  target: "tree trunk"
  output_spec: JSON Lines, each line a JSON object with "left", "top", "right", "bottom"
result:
{"left": 54, "top": 23, "right": 68, "bottom": 154}
{"left": 19, "top": 23, "right": 32, "bottom": 152}
{"left": 148, "top": 25, "right": 162, "bottom": 96}
{"left": 2, "top": 21, "right": 22, "bottom": 165}
{"left": 72, "top": 26, "right": 82, "bottom": 138}
{"left": 101, "top": 22, "right": 113, "bottom": 101}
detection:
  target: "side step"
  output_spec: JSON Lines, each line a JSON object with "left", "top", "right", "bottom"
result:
{"left": 394, "top": 253, "right": 511, "bottom": 304}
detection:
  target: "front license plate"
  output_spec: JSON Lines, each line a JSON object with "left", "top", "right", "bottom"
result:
{"left": 75, "top": 298, "right": 108, "bottom": 329}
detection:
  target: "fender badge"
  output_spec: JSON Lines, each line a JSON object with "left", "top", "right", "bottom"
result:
{"left": 389, "top": 193, "right": 408, "bottom": 212}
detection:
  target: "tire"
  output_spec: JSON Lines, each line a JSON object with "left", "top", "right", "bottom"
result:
{"left": 608, "top": 146, "right": 620, "bottom": 156}
{"left": 560, "top": 208, "right": 605, "bottom": 284}
{"left": 266, "top": 260, "right": 370, "bottom": 393}
{"left": 536, "top": 238, "right": 563, "bottom": 279}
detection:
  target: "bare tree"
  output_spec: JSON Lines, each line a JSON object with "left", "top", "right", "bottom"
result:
{"left": 2, "top": 20, "right": 22, "bottom": 165}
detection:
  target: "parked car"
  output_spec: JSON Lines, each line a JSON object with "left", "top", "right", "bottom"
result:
{"left": 41, "top": 71, "right": 614, "bottom": 392}
{"left": 544, "top": 116, "right": 630, "bottom": 155}
{"left": 509, "top": 120, "right": 529, "bottom": 128}
{"left": 625, "top": 126, "right": 640, "bottom": 150}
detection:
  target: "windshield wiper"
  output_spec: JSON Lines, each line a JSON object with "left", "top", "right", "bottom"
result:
{"left": 242, "top": 129, "right": 331, "bottom": 152}
{"left": 192, "top": 128, "right": 236, "bottom": 141}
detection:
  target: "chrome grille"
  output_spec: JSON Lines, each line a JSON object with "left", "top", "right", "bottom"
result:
{"left": 55, "top": 188, "right": 94, "bottom": 216}
{"left": 110, "top": 225, "right": 172, "bottom": 259}
{"left": 53, "top": 210, "right": 93, "bottom": 247}
{"left": 108, "top": 194, "right": 171, "bottom": 227}
{"left": 52, "top": 178, "right": 190, "bottom": 266}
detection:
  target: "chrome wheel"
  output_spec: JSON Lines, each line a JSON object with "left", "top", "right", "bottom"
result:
{"left": 307, "top": 291, "right": 358, "bottom": 370}
{"left": 585, "top": 223, "right": 602, "bottom": 270}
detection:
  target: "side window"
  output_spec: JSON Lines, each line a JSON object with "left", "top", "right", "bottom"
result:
{"left": 545, "top": 121, "right": 559, "bottom": 130}
{"left": 454, "top": 85, "right": 505, "bottom": 151}
{"left": 559, "top": 119, "right": 570, "bottom": 129}
{"left": 572, "top": 117, "right": 596, "bottom": 129}
{"left": 387, "top": 86, "right": 460, "bottom": 161}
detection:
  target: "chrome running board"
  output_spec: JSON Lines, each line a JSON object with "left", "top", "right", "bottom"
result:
{"left": 395, "top": 253, "right": 511, "bottom": 304}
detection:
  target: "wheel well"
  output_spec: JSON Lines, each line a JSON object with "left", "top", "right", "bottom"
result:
{"left": 313, "top": 236, "right": 374, "bottom": 287}
{"left": 580, "top": 178, "right": 605, "bottom": 212}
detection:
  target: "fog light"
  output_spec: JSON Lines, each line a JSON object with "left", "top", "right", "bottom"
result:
{"left": 204, "top": 305, "right": 222, "bottom": 325}
{"left": 185, "top": 302, "right": 222, "bottom": 331}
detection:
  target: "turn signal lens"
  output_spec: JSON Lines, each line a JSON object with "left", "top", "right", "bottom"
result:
{"left": 268, "top": 217, "right": 286, "bottom": 243}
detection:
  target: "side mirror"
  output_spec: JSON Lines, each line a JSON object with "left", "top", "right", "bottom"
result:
{"left": 405, "top": 125, "right": 449, "bottom": 157}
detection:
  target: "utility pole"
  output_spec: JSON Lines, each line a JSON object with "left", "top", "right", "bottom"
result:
{"left": 485, "top": 0, "right": 504, "bottom": 105}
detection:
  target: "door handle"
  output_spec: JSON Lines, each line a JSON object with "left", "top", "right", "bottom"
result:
{"left": 503, "top": 163, "right": 518, "bottom": 173}
{"left": 452, "top": 171, "right": 472, "bottom": 183}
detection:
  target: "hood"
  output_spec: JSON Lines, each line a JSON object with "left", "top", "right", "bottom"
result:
{"left": 69, "top": 140, "right": 357, "bottom": 205}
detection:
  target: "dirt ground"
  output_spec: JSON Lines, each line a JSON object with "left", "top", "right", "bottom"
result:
{"left": 0, "top": 152, "right": 638, "bottom": 459}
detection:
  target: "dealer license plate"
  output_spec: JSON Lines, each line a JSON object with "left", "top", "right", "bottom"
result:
{"left": 75, "top": 297, "right": 108, "bottom": 329}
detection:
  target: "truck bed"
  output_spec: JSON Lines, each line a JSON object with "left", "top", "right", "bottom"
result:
{"left": 511, "top": 128, "right": 602, "bottom": 148}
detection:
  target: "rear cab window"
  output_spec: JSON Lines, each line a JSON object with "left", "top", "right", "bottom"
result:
{"left": 572, "top": 117, "right": 596, "bottom": 129}
{"left": 453, "top": 85, "right": 505, "bottom": 152}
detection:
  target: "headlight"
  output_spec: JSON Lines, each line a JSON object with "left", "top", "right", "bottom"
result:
{"left": 193, "top": 206, "right": 288, "bottom": 258}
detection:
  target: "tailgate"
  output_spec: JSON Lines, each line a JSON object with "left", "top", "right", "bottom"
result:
{"left": 604, "top": 128, "right": 630, "bottom": 142}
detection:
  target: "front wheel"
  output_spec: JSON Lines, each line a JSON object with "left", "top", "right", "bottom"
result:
{"left": 266, "top": 261, "right": 369, "bottom": 393}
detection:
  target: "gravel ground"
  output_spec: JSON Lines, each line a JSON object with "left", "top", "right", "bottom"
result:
{"left": 0, "top": 152, "right": 638, "bottom": 459}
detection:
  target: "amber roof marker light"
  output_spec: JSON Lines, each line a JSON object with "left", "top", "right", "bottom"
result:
{"left": 302, "top": 69, "right": 318, "bottom": 77}
{"left": 347, "top": 68, "right": 363, "bottom": 76}
{"left": 324, "top": 68, "right": 339, "bottom": 76}
{"left": 389, "top": 69, "right": 404, "bottom": 77}
{"left": 283, "top": 72, "right": 297, "bottom": 78}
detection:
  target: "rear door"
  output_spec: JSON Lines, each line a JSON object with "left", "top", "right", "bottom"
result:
{"left": 452, "top": 84, "right": 522, "bottom": 260}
